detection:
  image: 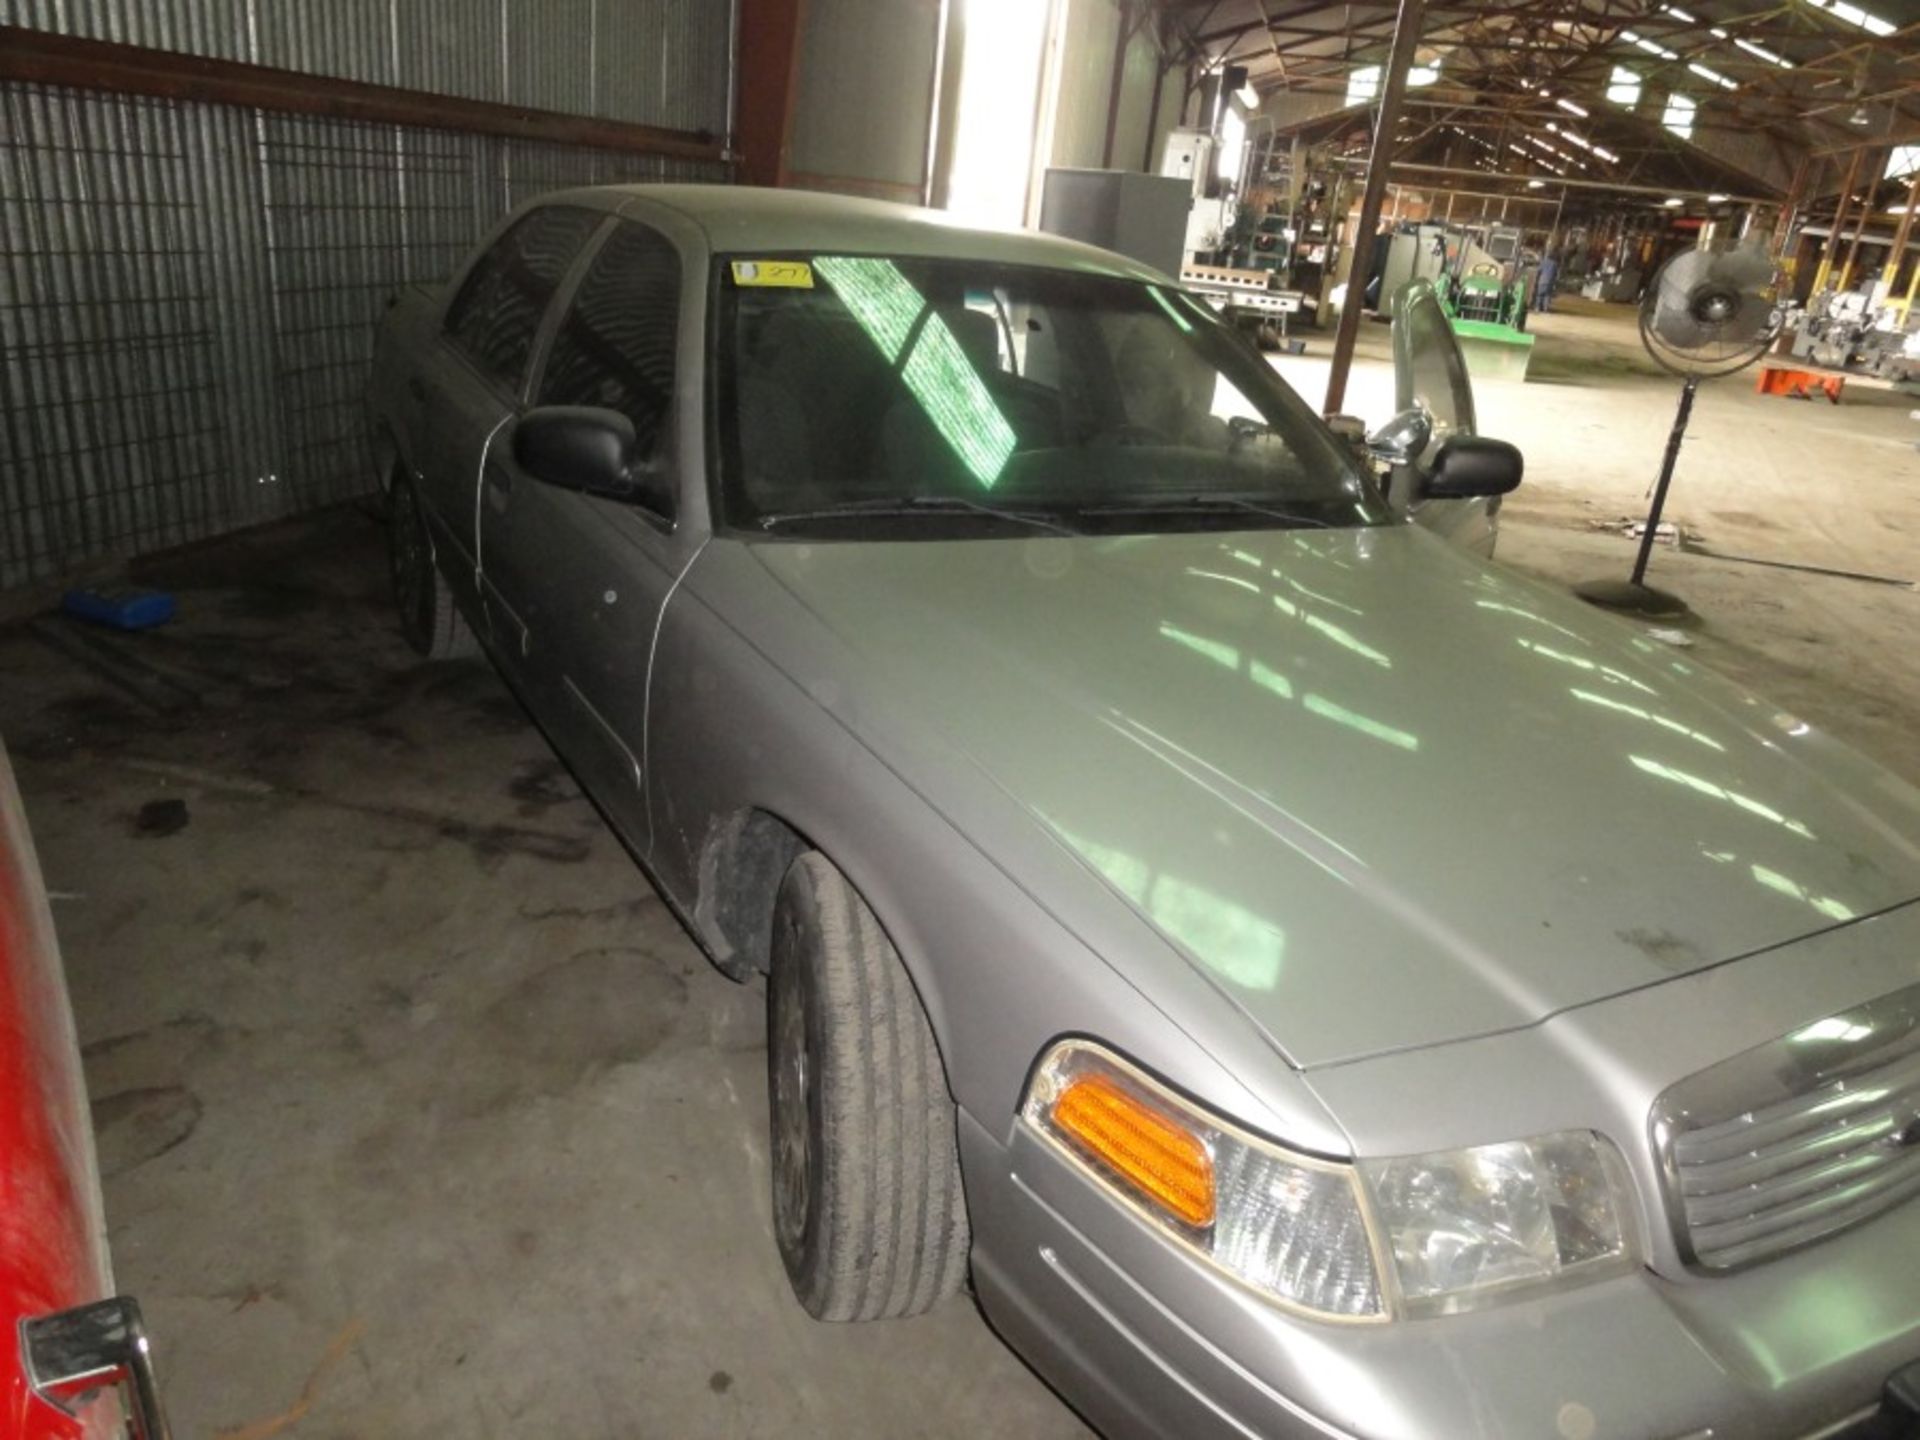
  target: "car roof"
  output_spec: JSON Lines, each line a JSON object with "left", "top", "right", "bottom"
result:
{"left": 539, "top": 183, "right": 1169, "bottom": 283}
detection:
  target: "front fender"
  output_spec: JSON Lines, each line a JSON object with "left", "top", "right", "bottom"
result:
{"left": 643, "top": 543, "right": 1348, "bottom": 1154}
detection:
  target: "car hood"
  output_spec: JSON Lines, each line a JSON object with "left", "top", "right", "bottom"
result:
{"left": 746, "top": 524, "right": 1920, "bottom": 1067}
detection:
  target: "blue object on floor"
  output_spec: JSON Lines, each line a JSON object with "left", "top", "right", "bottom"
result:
{"left": 60, "top": 586, "right": 176, "bottom": 630}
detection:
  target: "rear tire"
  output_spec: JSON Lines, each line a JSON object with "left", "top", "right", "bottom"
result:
{"left": 388, "top": 473, "right": 478, "bottom": 660}
{"left": 766, "top": 851, "right": 969, "bottom": 1321}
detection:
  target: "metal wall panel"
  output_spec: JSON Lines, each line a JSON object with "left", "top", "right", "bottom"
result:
{"left": 1047, "top": 0, "right": 1122, "bottom": 173}
{"left": 0, "top": 0, "right": 730, "bottom": 588}
{"left": 1110, "top": 24, "right": 1163, "bottom": 174}
{"left": 0, "top": 0, "right": 253, "bottom": 60}
{"left": 788, "top": 0, "right": 938, "bottom": 195}
{"left": 253, "top": 0, "right": 399, "bottom": 85}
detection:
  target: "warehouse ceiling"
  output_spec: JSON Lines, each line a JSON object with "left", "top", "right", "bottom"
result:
{"left": 1154, "top": 0, "right": 1920, "bottom": 205}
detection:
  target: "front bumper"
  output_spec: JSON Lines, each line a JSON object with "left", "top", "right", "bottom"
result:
{"left": 963, "top": 1110, "right": 1920, "bottom": 1440}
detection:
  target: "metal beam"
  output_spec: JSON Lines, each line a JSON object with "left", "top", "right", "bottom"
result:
{"left": 0, "top": 23, "right": 726, "bottom": 164}
{"left": 1838, "top": 146, "right": 1882, "bottom": 288}
{"left": 1388, "top": 161, "right": 1773, "bottom": 203}
{"left": 1325, "top": 0, "right": 1428, "bottom": 415}
{"left": 735, "top": 0, "right": 809, "bottom": 186}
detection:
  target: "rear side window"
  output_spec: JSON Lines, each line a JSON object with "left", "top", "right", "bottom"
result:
{"left": 444, "top": 206, "right": 601, "bottom": 392}
{"left": 538, "top": 222, "right": 682, "bottom": 469}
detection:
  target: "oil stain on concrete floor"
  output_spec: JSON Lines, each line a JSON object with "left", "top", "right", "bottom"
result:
{"left": 0, "top": 509, "right": 1089, "bottom": 1439}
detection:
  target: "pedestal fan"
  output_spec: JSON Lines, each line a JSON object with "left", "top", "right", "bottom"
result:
{"left": 1575, "top": 241, "right": 1782, "bottom": 617}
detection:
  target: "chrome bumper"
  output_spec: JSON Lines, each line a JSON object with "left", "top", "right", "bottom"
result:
{"left": 21, "top": 1296, "right": 171, "bottom": 1440}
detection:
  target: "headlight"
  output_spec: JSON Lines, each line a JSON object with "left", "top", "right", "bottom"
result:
{"left": 1022, "top": 1040, "right": 1387, "bottom": 1320}
{"left": 1021, "top": 1040, "right": 1639, "bottom": 1322}
{"left": 1361, "top": 1131, "right": 1638, "bottom": 1316}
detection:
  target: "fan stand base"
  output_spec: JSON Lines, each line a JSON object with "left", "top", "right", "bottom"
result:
{"left": 1574, "top": 578, "right": 1693, "bottom": 618}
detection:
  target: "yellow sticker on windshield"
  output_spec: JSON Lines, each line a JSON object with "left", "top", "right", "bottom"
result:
{"left": 731, "top": 260, "right": 814, "bottom": 289}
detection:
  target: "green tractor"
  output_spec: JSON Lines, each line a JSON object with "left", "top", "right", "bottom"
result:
{"left": 1434, "top": 263, "right": 1536, "bottom": 382}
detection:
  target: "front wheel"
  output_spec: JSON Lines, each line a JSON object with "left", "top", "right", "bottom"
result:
{"left": 388, "top": 473, "right": 478, "bottom": 660}
{"left": 767, "top": 852, "right": 969, "bottom": 1321}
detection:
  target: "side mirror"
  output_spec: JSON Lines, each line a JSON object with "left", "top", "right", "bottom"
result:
{"left": 512, "top": 406, "right": 668, "bottom": 510}
{"left": 1420, "top": 435, "right": 1524, "bottom": 499}
{"left": 1366, "top": 407, "right": 1432, "bottom": 467}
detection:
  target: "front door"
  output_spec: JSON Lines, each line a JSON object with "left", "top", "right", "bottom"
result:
{"left": 1390, "top": 278, "right": 1499, "bottom": 555}
{"left": 479, "top": 219, "right": 694, "bottom": 857}
{"left": 421, "top": 205, "right": 604, "bottom": 640}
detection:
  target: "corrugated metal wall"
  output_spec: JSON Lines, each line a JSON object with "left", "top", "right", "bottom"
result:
{"left": 0, "top": 0, "right": 731, "bottom": 590}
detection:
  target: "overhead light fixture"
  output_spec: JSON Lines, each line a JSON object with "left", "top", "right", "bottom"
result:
{"left": 1688, "top": 62, "right": 1736, "bottom": 90}
{"left": 1621, "top": 29, "right": 1681, "bottom": 59}
{"left": 1850, "top": 104, "right": 1872, "bottom": 126}
{"left": 1707, "top": 192, "right": 1728, "bottom": 202}
{"left": 1238, "top": 83, "right": 1261, "bottom": 110}
{"left": 1802, "top": 0, "right": 1896, "bottom": 37}
{"left": 1528, "top": 179, "right": 1546, "bottom": 189}
{"left": 1664, "top": 197, "right": 1685, "bottom": 207}
{"left": 1733, "top": 37, "right": 1794, "bottom": 68}
{"left": 1557, "top": 98, "right": 1590, "bottom": 117}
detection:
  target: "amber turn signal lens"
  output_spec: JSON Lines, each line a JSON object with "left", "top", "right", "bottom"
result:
{"left": 1051, "top": 1072, "right": 1215, "bottom": 1228}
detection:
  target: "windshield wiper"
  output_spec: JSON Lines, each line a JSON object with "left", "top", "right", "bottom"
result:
{"left": 1070, "top": 494, "right": 1336, "bottom": 529}
{"left": 758, "top": 495, "right": 1079, "bottom": 536}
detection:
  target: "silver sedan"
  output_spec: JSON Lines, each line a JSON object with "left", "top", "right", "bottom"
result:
{"left": 367, "top": 184, "right": 1920, "bottom": 1439}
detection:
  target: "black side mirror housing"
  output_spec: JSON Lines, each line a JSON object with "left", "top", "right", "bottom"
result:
{"left": 1420, "top": 435, "right": 1523, "bottom": 499}
{"left": 512, "top": 406, "right": 668, "bottom": 511}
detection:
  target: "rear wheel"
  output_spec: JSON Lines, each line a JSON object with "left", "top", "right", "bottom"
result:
{"left": 767, "top": 852, "right": 969, "bottom": 1321}
{"left": 388, "top": 473, "right": 478, "bottom": 660}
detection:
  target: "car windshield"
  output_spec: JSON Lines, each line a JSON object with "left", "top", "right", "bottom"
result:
{"left": 713, "top": 253, "right": 1388, "bottom": 537}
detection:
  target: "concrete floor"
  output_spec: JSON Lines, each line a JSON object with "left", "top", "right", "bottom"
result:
{"left": 2, "top": 297, "right": 1917, "bottom": 1438}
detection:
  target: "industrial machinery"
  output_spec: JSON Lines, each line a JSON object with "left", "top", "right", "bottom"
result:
{"left": 1783, "top": 287, "right": 1919, "bottom": 380}
{"left": 1180, "top": 261, "right": 1303, "bottom": 351}
{"left": 1158, "top": 120, "right": 1308, "bottom": 347}
{"left": 1577, "top": 240, "right": 1783, "bottom": 617}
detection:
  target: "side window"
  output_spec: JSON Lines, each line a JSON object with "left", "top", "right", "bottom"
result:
{"left": 444, "top": 206, "right": 601, "bottom": 392}
{"left": 538, "top": 223, "right": 681, "bottom": 471}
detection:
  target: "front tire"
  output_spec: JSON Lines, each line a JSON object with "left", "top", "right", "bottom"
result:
{"left": 767, "top": 852, "right": 969, "bottom": 1321}
{"left": 388, "top": 473, "right": 478, "bottom": 660}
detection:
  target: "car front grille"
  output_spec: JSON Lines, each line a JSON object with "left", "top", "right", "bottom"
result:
{"left": 1651, "top": 982, "right": 1920, "bottom": 1272}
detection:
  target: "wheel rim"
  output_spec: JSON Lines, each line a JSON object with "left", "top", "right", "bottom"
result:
{"left": 770, "top": 953, "right": 811, "bottom": 1252}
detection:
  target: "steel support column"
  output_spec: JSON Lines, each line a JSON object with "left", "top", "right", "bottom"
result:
{"left": 1837, "top": 148, "right": 1882, "bottom": 291}
{"left": 736, "top": 0, "right": 809, "bottom": 187}
{"left": 1323, "top": 0, "right": 1427, "bottom": 414}
{"left": 1888, "top": 174, "right": 1920, "bottom": 319}
{"left": 1813, "top": 145, "right": 1864, "bottom": 293}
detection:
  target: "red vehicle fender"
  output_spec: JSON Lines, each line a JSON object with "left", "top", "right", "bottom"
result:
{"left": 0, "top": 747, "right": 116, "bottom": 1439}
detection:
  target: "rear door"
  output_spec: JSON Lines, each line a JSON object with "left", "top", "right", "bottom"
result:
{"left": 417, "top": 205, "right": 604, "bottom": 638}
{"left": 1389, "top": 278, "right": 1499, "bottom": 555}
{"left": 480, "top": 218, "right": 695, "bottom": 856}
